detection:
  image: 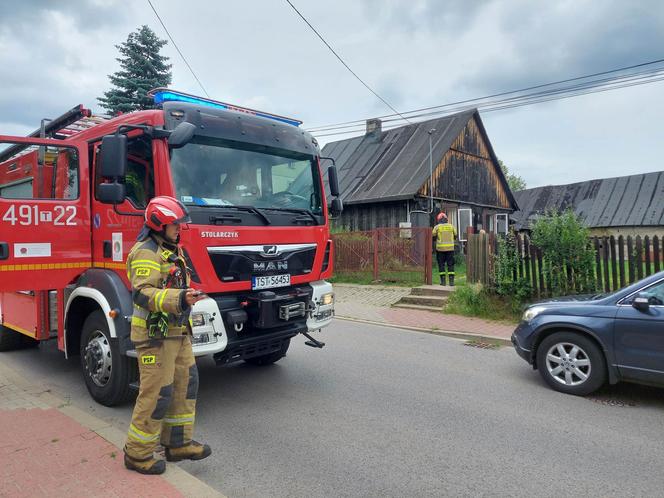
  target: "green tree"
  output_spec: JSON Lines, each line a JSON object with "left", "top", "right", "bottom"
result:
{"left": 499, "top": 159, "right": 527, "bottom": 192}
{"left": 531, "top": 210, "right": 596, "bottom": 296}
{"left": 98, "top": 25, "right": 172, "bottom": 114}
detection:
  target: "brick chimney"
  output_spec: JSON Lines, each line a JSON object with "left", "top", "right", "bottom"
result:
{"left": 365, "top": 118, "right": 382, "bottom": 139}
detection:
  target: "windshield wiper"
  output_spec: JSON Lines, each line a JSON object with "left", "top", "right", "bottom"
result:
{"left": 222, "top": 205, "right": 272, "bottom": 225}
{"left": 261, "top": 207, "right": 319, "bottom": 224}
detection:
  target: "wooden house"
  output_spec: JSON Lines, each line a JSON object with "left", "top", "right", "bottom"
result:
{"left": 320, "top": 109, "right": 518, "bottom": 240}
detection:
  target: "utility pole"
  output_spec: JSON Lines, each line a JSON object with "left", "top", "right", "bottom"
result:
{"left": 428, "top": 129, "right": 436, "bottom": 213}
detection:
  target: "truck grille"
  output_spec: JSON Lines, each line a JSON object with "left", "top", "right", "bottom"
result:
{"left": 207, "top": 243, "right": 316, "bottom": 283}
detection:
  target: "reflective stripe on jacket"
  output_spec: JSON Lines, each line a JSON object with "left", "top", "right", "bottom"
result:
{"left": 432, "top": 223, "right": 457, "bottom": 252}
{"left": 127, "top": 234, "right": 191, "bottom": 343}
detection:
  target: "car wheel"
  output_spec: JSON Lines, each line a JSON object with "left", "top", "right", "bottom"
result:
{"left": 536, "top": 332, "right": 606, "bottom": 396}
{"left": 244, "top": 339, "right": 290, "bottom": 366}
{"left": 80, "top": 311, "right": 137, "bottom": 406}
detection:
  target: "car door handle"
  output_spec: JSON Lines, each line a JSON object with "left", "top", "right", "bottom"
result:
{"left": 0, "top": 242, "right": 8, "bottom": 260}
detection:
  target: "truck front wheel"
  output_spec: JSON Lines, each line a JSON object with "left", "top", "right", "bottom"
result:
{"left": 80, "top": 311, "right": 136, "bottom": 406}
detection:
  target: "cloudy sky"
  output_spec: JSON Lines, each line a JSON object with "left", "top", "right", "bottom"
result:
{"left": 1, "top": 0, "right": 663, "bottom": 188}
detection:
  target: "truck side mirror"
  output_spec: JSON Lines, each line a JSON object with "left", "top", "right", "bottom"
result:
{"left": 632, "top": 294, "right": 650, "bottom": 312}
{"left": 97, "top": 182, "right": 126, "bottom": 205}
{"left": 329, "top": 197, "right": 343, "bottom": 217}
{"left": 168, "top": 122, "right": 196, "bottom": 149}
{"left": 328, "top": 165, "right": 340, "bottom": 197}
{"left": 100, "top": 134, "right": 127, "bottom": 178}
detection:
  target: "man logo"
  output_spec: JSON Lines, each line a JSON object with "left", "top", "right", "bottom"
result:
{"left": 262, "top": 245, "right": 279, "bottom": 257}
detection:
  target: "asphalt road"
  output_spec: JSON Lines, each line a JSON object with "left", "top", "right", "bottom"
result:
{"left": 3, "top": 320, "right": 664, "bottom": 497}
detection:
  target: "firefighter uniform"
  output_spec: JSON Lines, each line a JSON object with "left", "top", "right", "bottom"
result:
{"left": 124, "top": 233, "right": 206, "bottom": 467}
{"left": 432, "top": 222, "right": 457, "bottom": 285}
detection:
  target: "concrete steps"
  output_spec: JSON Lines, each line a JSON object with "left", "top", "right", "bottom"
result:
{"left": 392, "top": 285, "right": 455, "bottom": 311}
{"left": 410, "top": 285, "right": 454, "bottom": 297}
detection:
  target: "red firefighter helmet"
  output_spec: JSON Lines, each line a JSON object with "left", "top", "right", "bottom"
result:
{"left": 436, "top": 212, "right": 447, "bottom": 222}
{"left": 145, "top": 196, "right": 191, "bottom": 231}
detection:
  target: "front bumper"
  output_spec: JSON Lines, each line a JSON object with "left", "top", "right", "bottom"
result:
{"left": 511, "top": 321, "right": 533, "bottom": 364}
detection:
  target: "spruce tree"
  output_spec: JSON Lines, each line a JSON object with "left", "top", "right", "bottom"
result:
{"left": 98, "top": 25, "right": 172, "bottom": 114}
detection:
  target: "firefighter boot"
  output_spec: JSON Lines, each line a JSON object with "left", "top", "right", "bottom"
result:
{"left": 124, "top": 451, "right": 166, "bottom": 475}
{"left": 449, "top": 274, "right": 455, "bottom": 287}
{"left": 165, "top": 440, "right": 212, "bottom": 462}
{"left": 440, "top": 275, "right": 446, "bottom": 286}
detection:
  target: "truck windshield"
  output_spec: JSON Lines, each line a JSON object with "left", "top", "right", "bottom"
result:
{"left": 169, "top": 137, "right": 322, "bottom": 215}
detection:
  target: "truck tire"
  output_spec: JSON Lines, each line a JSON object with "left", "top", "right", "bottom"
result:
{"left": 80, "top": 311, "right": 137, "bottom": 406}
{"left": 0, "top": 325, "right": 26, "bottom": 352}
{"left": 244, "top": 339, "right": 290, "bottom": 366}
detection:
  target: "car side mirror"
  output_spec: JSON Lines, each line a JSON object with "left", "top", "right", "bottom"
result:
{"left": 97, "top": 182, "right": 126, "bottom": 205}
{"left": 329, "top": 197, "right": 343, "bottom": 217}
{"left": 99, "top": 134, "right": 127, "bottom": 178}
{"left": 632, "top": 294, "right": 650, "bottom": 312}
{"left": 168, "top": 122, "right": 196, "bottom": 149}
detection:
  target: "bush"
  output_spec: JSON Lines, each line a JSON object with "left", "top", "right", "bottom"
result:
{"left": 445, "top": 283, "right": 522, "bottom": 323}
{"left": 492, "top": 231, "right": 532, "bottom": 310}
{"left": 531, "top": 210, "right": 596, "bottom": 296}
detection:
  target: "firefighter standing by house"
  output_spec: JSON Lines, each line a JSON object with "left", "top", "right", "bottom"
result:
{"left": 123, "top": 196, "right": 211, "bottom": 475}
{"left": 432, "top": 212, "right": 457, "bottom": 286}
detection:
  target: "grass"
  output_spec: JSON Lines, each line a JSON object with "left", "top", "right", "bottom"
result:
{"left": 443, "top": 283, "right": 522, "bottom": 324}
{"left": 331, "top": 261, "right": 467, "bottom": 287}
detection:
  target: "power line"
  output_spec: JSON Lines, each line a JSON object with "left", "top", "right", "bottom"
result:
{"left": 146, "top": 0, "right": 210, "bottom": 98}
{"left": 315, "top": 65, "right": 664, "bottom": 133}
{"left": 284, "top": 0, "right": 411, "bottom": 124}
{"left": 307, "top": 57, "right": 664, "bottom": 133}
{"left": 311, "top": 70, "right": 664, "bottom": 138}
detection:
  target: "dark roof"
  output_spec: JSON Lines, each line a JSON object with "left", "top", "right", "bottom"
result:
{"left": 320, "top": 109, "right": 517, "bottom": 208}
{"left": 511, "top": 171, "right": 664, "bottom": 230}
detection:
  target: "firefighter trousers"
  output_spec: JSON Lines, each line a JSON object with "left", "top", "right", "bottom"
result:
{"left": 436, "top": 250, "right": 455, "bottom": 282}
{"left": 125, "top": 335, "right": 199, "bottom": 460}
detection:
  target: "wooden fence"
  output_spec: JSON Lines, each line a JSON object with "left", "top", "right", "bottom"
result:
{"left": 467, "top": 233, "right": 664, "bottom": 296}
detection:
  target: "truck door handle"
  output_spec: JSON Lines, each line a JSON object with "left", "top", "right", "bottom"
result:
{"left": 0, "top": 242, "right": 8, "bottom": 260}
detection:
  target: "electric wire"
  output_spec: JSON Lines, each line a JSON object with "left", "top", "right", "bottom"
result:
{"left": 310, "top": 65, "right": 664, "bottom": 137}
{"left": 315, "top": 66, "right": 664, "bottom": 133}
{"left": 307, "top": 57, "right": 664, "bottom": 134}
{"left": 146, "top": 0, "right": 210, "bottom": 98}
{"left": 284, "top": 0, "right": 411, "bottom": 124}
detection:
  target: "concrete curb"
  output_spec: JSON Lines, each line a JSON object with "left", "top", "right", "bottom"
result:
{"left": 0, "top": 361, "right": 225, "bottom": 498}
{"left": 335, "top": 315, "right": 512, "bottom": 346}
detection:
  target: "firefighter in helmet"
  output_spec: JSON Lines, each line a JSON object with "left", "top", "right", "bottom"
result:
{"left": 432, "top": 212, "right": 457, "bottom": 286}
{"left": 123, "top": 196, "right": 211, "bottom": 475}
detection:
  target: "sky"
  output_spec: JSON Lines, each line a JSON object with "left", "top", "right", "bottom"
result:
{"left": 1, "top": 0, "right": 663, "bottom": 189}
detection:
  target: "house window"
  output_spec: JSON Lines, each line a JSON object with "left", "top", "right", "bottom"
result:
{"left": 458, "top": 208, "right": 472, "bottom": 241}
{"left": 495, "top": 213, "right": 508, "bottom": 234}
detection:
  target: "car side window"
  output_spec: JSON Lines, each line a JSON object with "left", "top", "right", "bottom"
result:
{"left": 629, "top": 280, "right": 664, "bottom": 306}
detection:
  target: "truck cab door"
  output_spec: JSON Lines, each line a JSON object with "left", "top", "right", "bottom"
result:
{"left": 0, "top": 136, "right": 91, "bottom": 291}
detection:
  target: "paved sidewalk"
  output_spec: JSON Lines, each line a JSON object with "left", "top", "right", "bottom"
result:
{"left": 0, "top": 361, "right": 223, "bottom": 498}
{"left": 333, "top": 283, "right": 515, "bottom": 342}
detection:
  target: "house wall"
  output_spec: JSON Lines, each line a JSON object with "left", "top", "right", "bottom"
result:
{"left": 332, "top": 200, "right": 409, "bottom": 231}
{"left": 418, "top": 116, "right": 512, "bottom": 210}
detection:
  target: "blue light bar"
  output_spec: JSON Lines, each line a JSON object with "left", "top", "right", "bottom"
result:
{"left": 149, "top": 88, "right": 302, "bottom": 127}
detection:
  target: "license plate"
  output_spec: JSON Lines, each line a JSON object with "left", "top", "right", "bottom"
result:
{"left": 252, "top": 274, "right": 291, "bottom": 290}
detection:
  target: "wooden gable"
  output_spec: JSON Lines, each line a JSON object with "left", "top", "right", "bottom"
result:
{"left": 418, "top": 114, "right": 514, "bottom": 210}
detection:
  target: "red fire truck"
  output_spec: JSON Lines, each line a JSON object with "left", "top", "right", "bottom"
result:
{"left": 0, "top": 89, "right": 342, "bottom": 405}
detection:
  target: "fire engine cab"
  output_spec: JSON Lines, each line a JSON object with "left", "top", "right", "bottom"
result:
{"left": 0, "top": 89, "right": 342, "bottom": 406}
